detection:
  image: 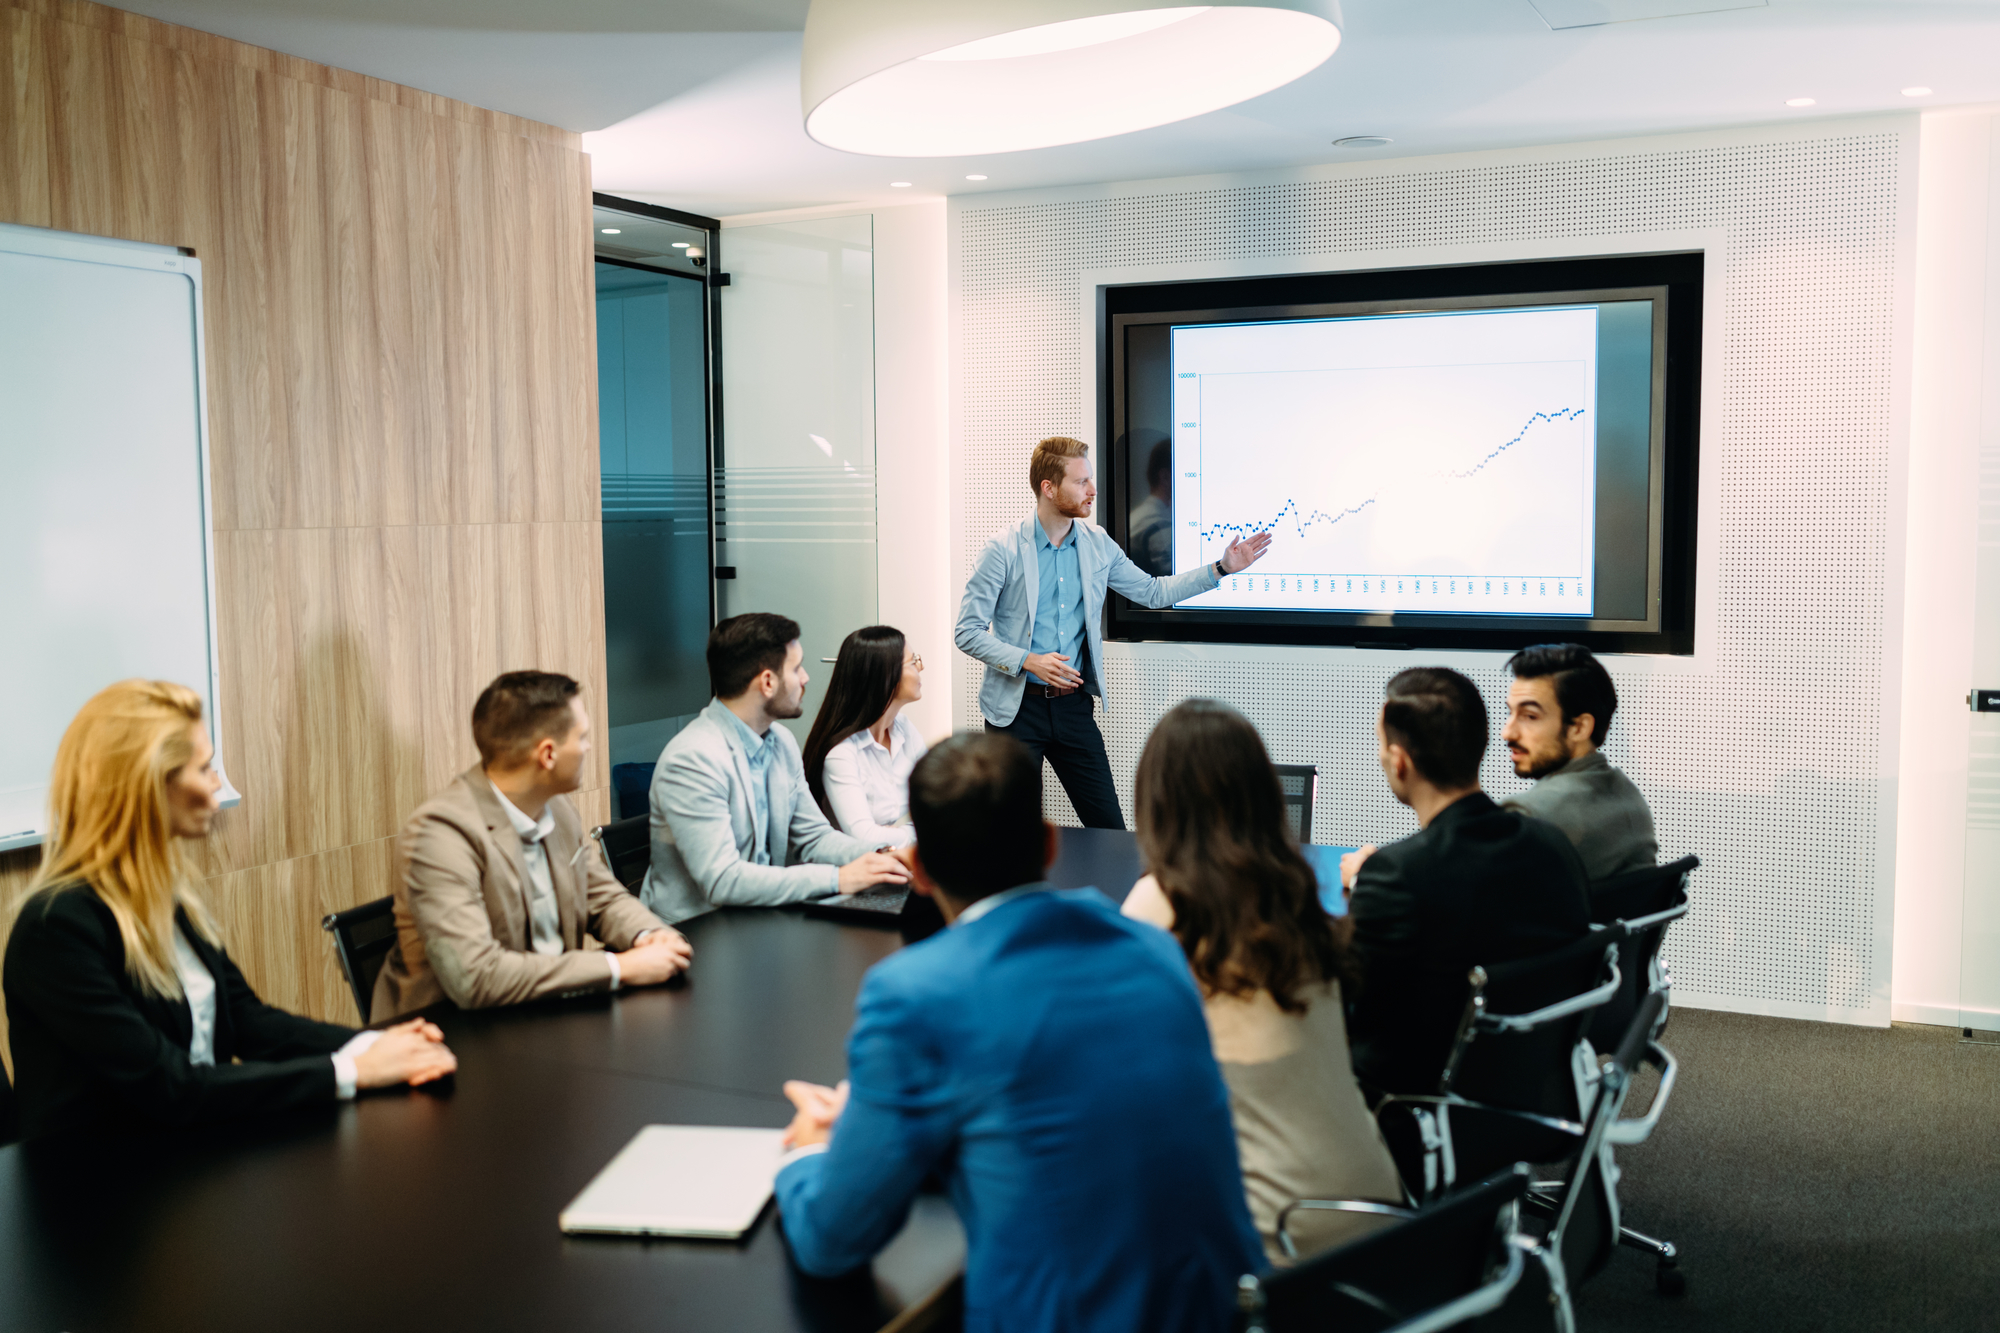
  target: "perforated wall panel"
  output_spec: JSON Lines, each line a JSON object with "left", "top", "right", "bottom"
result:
{"left": 951, "top": 128, "right": 1910, "bottom": 1024}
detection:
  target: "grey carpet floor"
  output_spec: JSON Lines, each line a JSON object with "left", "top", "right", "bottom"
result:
{"left": 1571, "top": 1008, "right": 2000, "bottom": 1331}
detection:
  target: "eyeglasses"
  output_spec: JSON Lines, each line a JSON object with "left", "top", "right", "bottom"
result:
{"left": 906, "top": 653, "right": 923, "bottom": 671}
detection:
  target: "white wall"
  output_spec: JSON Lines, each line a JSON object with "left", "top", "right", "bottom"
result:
{"left": 720, "top": 199, "right": 952, "bottom": 745}
{"left": 1895, "top": 106, "right": 2000, "bottom": 1029}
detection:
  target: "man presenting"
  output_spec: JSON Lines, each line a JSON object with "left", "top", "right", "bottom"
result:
{"left": 955, "top": 436, "right": 1271, "bottom": 828}
{"left": 373, "top": 671, "right": 690, "bottom": 1021}
{"left": 641, "top": 613, "right": 909, "bottom": 923}
{"left": 1499, "top": 643, "right": 1659, "bottom": 880}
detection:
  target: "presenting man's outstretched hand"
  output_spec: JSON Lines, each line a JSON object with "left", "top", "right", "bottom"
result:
{"left": 1220, "top": 531, "right": 1274, "bottom": 574}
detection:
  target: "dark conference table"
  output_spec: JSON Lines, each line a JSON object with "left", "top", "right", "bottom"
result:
{"left": 0, "top": 828, "right": 1146, "bottom": 1333}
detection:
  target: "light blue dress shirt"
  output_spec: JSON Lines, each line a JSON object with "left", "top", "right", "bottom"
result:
{"left": 712, "top": 698, "right": 777, "bottom": 864}
{"left": 1027, "top": 520, "right": 1086, "bottom": 688}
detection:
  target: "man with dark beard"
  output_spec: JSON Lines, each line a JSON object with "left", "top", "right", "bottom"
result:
{"left": 1499, "top": 643, "right": 1659, "bottom": 880}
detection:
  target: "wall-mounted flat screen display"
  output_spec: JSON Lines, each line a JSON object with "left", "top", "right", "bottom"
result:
{"left": 1107, "top": 253, "right": 1700, "bottom": 655}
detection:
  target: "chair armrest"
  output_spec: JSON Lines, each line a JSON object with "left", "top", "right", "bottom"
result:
{"left": 1273, "top": 1198, "right": 1415, "bottom": 1260}
{"left": 1479, "top": 959, "right": 1623, "bottom": 1032}
{"left": 1605, "top": 1041, "right": 1677, "bottom": 1147}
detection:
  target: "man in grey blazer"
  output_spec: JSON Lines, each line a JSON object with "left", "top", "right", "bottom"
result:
{"left": 1499, "top": 643, "right": 1659, "bottom": 880}
{"left": 641, "top": 613, "right": 910, "bottom": 924}
{"left": 954, "top": 437, "right": 1271, "bottom": 827}
{"left": 373, "top": 672, "right": 691, "bottom": 1022}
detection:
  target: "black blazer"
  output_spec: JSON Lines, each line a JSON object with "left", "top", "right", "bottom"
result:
{"left": 1346, "top": 792, "right": 1592, "bottom": 1096}
{"left": 3, "top": 883, "right": 357, "bottom": 1141}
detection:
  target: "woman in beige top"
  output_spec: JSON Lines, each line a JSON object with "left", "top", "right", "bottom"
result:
{"left": 1124, "top": 699, "right": 1404, "bottom": 1266}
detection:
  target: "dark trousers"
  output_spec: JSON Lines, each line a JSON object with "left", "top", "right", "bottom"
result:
{"left": 989, "top": 690, "right": 1126, "bottom": 830}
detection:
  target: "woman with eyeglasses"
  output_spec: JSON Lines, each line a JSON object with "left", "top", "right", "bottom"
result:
{"left": 801, "top": 626, "right": 928, "bottom": 848}
{"left": 3, "top": 679, "right": 457, "bottom": 1140}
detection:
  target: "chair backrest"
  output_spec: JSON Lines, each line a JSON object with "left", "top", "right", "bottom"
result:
{"left": 611, "top": 762, "right": 654, "bottom": 822}
{"left": 0, "top": 1059, "right": 18, "bottom": 1148}
{"left": 1587, "top": 855, "right": 1696, "bottom": 1052}
{"left": 593, "top": 814, "right": 653, "bottom": 892}
{"left": 1242, "top": 1164, "right": 1531, "bottom": 1333}
{"left": 1444, "top": 924, "right": 1625, "bottom": 1120}
{"left": 1273, "top": 763, "right": 1317, "bottom": 845}
{"left": 321, "top": 896, "right": 398, "bottom": 1024}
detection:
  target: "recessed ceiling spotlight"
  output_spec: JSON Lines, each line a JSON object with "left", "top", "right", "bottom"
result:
{"left": 1333, "top": 136, "right": 1392, "bottom": 148}
{"left": 890, "top": 181, "right": 913, "bottom": 187}
{"left": 1902, "top": 86, "right": 1933, "bottom": 97}
{"left": 966, "top": 174, "right": 989, "bottom": 181}
{"left": 1785, "top": 97, "right": 1816, "bottom": 107}
{"left": 600, "top": 228, "right": 622, "bottom": 234}
{"left": 802, "top": 1, "right": 1342, "bottom": 156}
{"left": 672, "top": 242, "right": 689, "bottom": 248}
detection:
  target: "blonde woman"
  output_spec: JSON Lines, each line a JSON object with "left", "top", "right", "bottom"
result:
{"left": 3, "top": 680, "right": 455, "bottom": 1140}
{"left": 1123, "top": 700, "right": 1403, "bottom": 1265}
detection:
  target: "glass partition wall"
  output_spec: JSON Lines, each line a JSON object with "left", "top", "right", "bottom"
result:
{"left": 593, "top": 197, "right": 719, "bottom": 814}
{"left": 716, "top": 215, "right": 879, "bottom": 747}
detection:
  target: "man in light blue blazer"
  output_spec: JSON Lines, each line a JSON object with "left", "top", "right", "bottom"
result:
{"left": 775, "top": 733, "right": 1263, "bottom": 1333}
{"left": 640, "top": 613, "right": 911, "bottom": 923}
{"left": 954, "top": 436, "right": 1270, "bottom": 827}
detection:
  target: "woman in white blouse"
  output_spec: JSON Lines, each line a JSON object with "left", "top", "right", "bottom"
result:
{"left": 801, "top": 626, "right": 928, "bottom": 847}
{"left": 2, "top": 679, "right": 457, "bottom": 1140}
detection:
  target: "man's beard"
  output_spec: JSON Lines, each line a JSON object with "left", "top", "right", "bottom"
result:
{"left": 1512, "top": 743, "right": 1568, "bottom": 779}
{"left": 772, "top": 687, "right": 806, "bottom": 720}
{"left": 1058, "top": 493, "right": 1092, "bottom": 518}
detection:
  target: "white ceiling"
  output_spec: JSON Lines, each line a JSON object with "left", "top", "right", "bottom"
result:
{"left": 116, "top": 0, "right": 2000, "bottom": 219}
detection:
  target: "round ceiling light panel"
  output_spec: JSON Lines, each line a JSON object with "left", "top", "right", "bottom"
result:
{"left": 802, "top": 1, "right": 1343, "bottom": 157}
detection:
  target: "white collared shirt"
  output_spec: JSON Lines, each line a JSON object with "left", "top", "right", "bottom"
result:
{"left": 952, "top": 882, "right": 1054, "bottom": 927}
{"left": 172, "top": 920, "right": 378, "bottom": 1098}
{"left": 491, "top": 782, "right": 564, "bottom": 957}
{"left": 821, "top": 715, "right": 928, "bottom": 848}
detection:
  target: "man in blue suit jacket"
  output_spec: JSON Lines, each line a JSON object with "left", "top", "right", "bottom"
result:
{"left": 775, "top": 733, "right": 1262, "bottom": 1333}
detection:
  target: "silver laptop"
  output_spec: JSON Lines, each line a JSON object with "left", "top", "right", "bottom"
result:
{"left": 559, "top": 1125, "right": 787, "bottom": 1239}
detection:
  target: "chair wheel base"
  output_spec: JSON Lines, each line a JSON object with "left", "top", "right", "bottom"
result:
{"left": 1656, "top": 1261, "right": 1686, "bottom": 1297}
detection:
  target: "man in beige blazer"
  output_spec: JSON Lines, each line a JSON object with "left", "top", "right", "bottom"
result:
{"left": 372, "top": 671, "right": 691, "bottom": 1022}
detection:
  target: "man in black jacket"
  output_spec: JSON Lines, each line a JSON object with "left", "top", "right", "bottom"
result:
{"left": 1339, "top": 667, "right": 1592, "bottom": 1097}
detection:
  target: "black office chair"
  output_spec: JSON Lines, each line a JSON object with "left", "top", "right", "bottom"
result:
{"left": 592, "top": 815, "right": 652, "bottom": 892}
{"left": 1376, "top": 925, "right": 1625, "bottom": 1204}
{"left": 611, "top": 762, "right": 653, "bottom": 821}
{"left": 1520, "top": 990, "right": 1677, "bottom": 1309}
{"left": 1241, "top": 1164, "right": 1534, "bottom": 1333}
{"left": 1587, "top": 855, "right": 1696, "bottom": 1053}
{"left": 1273, "top": 763, "right": 1317, "bottom": 844}
{"left": 0, "top": 1061, "right": 18, "bottom": 1148}
{"left": 1587, "top": 855, "right": 1697, "bottom": 1294}
{"left": 321, "top": 896, "right": 398, "bottom": 1024}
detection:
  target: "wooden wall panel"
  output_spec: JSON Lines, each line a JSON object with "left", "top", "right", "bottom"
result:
{"left": 0, "top": 0, "right": 606, "bottom": 1070}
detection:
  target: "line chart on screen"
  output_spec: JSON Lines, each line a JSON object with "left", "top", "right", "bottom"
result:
{"left": 1169, "top": 306, "right": 1600, "bottom": 618}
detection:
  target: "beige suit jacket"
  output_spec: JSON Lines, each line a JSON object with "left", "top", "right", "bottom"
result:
{"left": 371, "top": 768, "right": 668, "bottom": 1022}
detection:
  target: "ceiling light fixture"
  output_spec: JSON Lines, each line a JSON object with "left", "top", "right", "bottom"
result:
{"left": 1785, "top": 97, "right": 1816, "bottom": 107}
{"left": 890, "top": 181, "right": 913, "bottom": 187}
{"left": 600, "top": 228, "right": 622, "bottom": 234}
{"left": 801, "top": 1, "right": 1343, "bottom": 157}
{"left": 1902, "top": 86, "right": 1932, "bottom": 97}
{"left": 672, "top": 242, "right": 690, "bottom": 248}
{"left": 966, "top": 174, "right": 989, "bottom": 180}
{"left": 1332, "top": 135, "right": 1391, "bottom": 148}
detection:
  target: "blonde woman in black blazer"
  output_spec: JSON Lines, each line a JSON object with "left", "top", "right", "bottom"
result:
{"left": 3, "top": 680, "right": 456, "bottom": 1141}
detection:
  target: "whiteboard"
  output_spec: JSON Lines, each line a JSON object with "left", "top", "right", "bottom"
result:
{"left": 0, "top": 222, "right": 236, "bottom": 852}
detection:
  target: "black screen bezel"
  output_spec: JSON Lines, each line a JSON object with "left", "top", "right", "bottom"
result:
{"left": 1101, "top": 252, "right": 1702, "bottom": 656}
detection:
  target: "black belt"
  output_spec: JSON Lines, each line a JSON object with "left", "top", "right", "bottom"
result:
{"left": 1024, "top": 681, "right": 1079, "bottom": 698}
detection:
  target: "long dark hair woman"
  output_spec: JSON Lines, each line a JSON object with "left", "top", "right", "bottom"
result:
{"left": 800, "top": 625, "right": 927, "bottom": 847}
{"left": 1123, "top": 699, "right": 1401, "bottom": 1265}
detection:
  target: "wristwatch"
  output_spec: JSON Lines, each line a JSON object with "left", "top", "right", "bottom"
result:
{"left": 1212, "top": 559, "right": 1227, "bottom": 579}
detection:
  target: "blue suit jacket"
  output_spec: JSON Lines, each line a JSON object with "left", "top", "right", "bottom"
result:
{"left": 776, "top": 886, "right": 1262, "bottom": 1333}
